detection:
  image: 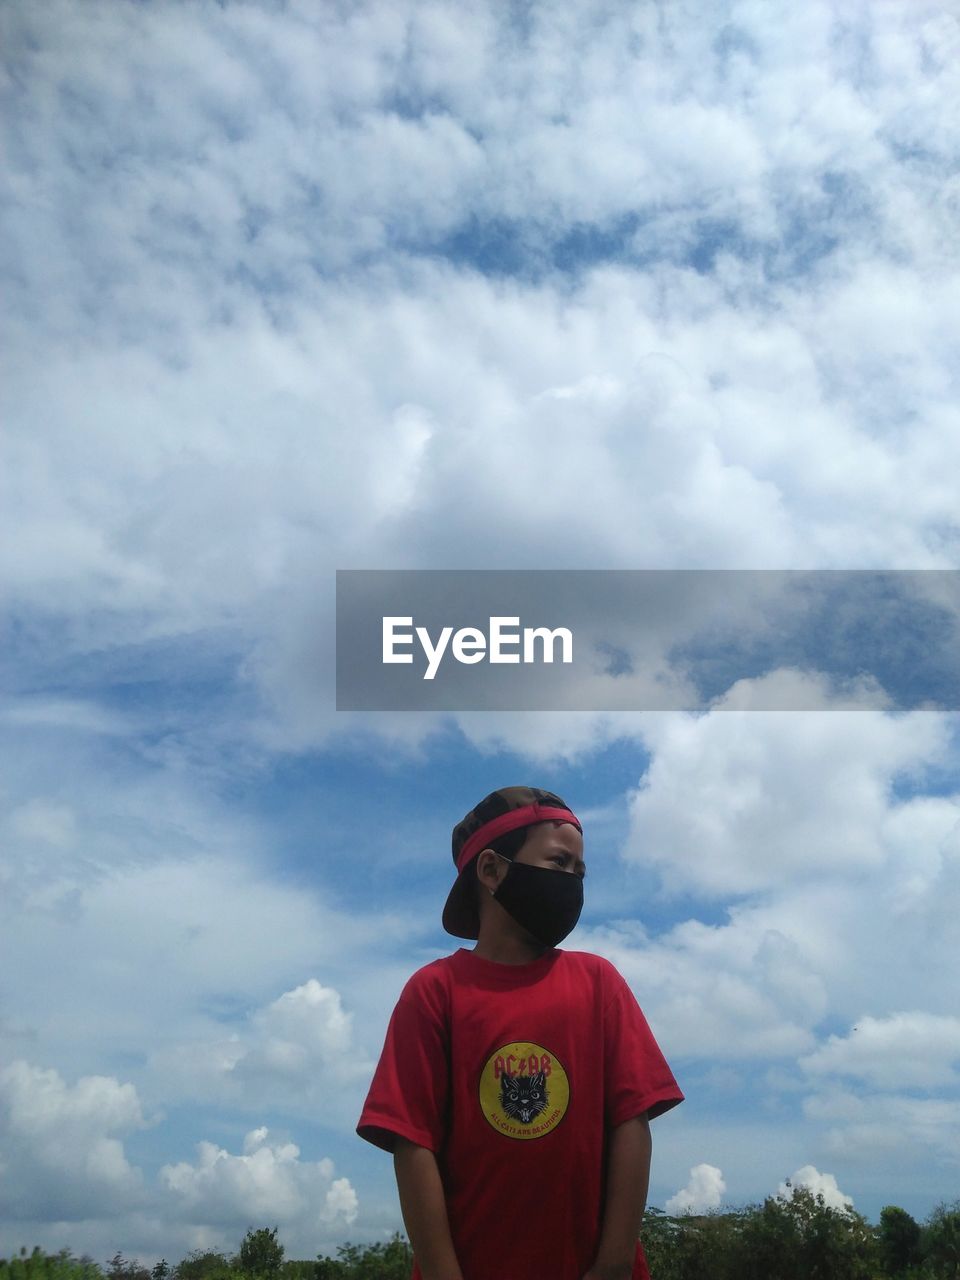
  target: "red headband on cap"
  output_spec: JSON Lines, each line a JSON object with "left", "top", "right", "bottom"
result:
{"left": 456, "top": 802, "right": 581, "bottom": 873}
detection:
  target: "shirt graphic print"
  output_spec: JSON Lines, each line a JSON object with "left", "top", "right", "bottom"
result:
{"left": 479, "top": 1040, "right": 570, "bottom": 1139}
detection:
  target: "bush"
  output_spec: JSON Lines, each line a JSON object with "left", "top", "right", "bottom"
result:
{"left": 922, "top": 1201, "right": 960, "bottom": 1279}
{"left": 236, "top": 1231, "right": 283, "bottom": 1280}
{"left": 171, "top": 1253, "right": 231, "bottom": 1280}
{"left": 315, "top": 1236, "right": 412, "bottom": 1280}
{"left": 879, "top": 1206, "right": 923, "bottom": 1277}
{"left": 0, "top": 1249, "right": 103, "bottom": 1280}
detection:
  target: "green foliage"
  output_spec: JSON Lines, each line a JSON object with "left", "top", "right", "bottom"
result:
{"left": 641, "top": 1188, "right": 880, "bottom": 1280}
{"left": 0, "top": 1248, "right": 103, "bottom": 1280}
{"left": 13, "top": 1203, "right": 960, "bottom": 1280}
{"left": 314, "top": 1235, "right": 412, "bottom": 1280}
{"left": 641, "top": 1206, "right": 740, "bottom": 1280}
{"left": 236, "top": 1231, "right": 284, "bottom": 1280}
{"left": 171, "top": 1253, "right": 231, "bottom": 1280}
{"left": 106, "top": 1255, "right": 150, "bottom": 1280}
{"left": 923, "top": 1201, "right": 960, "bottom": 1279}
{"left": 880, "top": 1205, "right": 923, "bottom": 1276}
{"left": 735, "top": 1187, "right": 877, "bottom": 1280}
{"left": 278, "top": 1263, "right": 318, "bottom": 1280}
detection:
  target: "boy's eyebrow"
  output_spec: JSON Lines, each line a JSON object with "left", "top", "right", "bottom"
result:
{"left": 553, "top": 847, "right": 587, "bottom": 874}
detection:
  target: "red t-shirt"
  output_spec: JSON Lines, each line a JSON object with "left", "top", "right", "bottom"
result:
{"left": 357, "top": 948, "right": 683, "bottom": 1280}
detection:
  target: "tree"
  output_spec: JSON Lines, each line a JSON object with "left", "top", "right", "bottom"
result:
{"left": 924, "top": 1202, "right": 960, "bottom": 1279}
{"left": 106, "top": 1256, "right": 150, "bottom": 1280}
{"left": 172, "top": 1253, "right": 230, "bottom": 1280}
{"left": 734, "top": 1187, "right": 877, "bottom": 1280}
{"left": 236, "top": 1230, "right": 284, "bottom": 1280}
{"left": 879, "top": 1206, "right": 922, "bottom": 1276}
{"left": 315, "top": 1236, "right": 411, "bottom": 1280}
{"left": 0, "top": 1249, "right": 103, "bottom": 1280}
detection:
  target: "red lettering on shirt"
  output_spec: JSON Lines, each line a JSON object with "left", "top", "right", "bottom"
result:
{"left": 491, "top": 1050, "right": 553, "bottom": 1081}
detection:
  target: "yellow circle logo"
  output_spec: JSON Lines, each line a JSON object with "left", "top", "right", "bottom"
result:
{"left": 478, "top": 1041, "right": 570, "bottom": 1140}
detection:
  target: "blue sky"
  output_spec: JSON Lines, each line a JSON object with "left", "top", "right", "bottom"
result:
{"left": 3, "top": 0, "right": 960, "bottom": 1263}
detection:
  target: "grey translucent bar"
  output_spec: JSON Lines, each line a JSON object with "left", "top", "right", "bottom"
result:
{"left": 335, "top": 570, "right": 960, "bottom": 711}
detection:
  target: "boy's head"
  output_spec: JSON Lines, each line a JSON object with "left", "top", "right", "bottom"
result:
{"left": 442, "top": 786, "right": 583, "bottom": 939}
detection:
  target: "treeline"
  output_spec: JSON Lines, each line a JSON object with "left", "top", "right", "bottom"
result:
{"left": 2, "top": 1195, "right": 960, "bottom": 1280}
{"left": 641, "top": 1190, "right": 960, "bottom": 1279}
{"left": 0, "top": 1230, "right": 411, "bottom": 1280}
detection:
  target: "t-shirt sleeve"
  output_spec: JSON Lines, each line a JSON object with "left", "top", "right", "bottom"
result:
{"left": 356, "top": 968, "right": 450, "bottom": 1154}
{"left": 602, "top": 962, "right": 684, "bottom": 1127}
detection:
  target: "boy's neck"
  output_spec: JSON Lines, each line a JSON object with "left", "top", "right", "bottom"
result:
{"left": 472, "top": 925, "right": 551, "bottom": 966}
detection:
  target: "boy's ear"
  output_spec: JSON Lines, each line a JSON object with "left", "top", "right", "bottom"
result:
{"left": 475, "top": 848, "right": 505, "bottom": 893}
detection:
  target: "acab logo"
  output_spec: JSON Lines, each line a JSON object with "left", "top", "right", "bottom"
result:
{"left": 478, "top": 1041, "right": 570, "bottom": 1140}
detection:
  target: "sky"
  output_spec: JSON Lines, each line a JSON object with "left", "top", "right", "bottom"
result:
{"left": 2, "top": 0, "right": 960, "bottom": 1265}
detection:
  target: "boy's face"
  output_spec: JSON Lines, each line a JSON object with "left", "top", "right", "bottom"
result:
{"left": 513, "top": 820, "right": 586, "bottom": 878}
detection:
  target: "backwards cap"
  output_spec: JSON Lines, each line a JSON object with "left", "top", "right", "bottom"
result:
{"left": 442, "top": 785, "right": 581, "bottom": 939}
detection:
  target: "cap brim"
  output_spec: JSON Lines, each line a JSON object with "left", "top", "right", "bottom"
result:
{"left": 442, "top": 861, "right": 480, "bottom": 939}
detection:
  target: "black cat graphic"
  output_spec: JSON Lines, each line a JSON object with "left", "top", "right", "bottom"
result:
{"left": 499, "top": 1071, "right": 549, "bottom": 1124}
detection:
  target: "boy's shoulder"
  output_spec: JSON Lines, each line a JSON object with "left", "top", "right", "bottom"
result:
{"left": 396, "top": 952, "right": 459, "bottom": 1007}
{"left": 399, "top": 947, "right": 626, "bottom": 996}
{"left": 556, "top": 947, "right": 631, "bottom": 989}
{"left": 556, "top": 947, "right": 622, "bottom": 975}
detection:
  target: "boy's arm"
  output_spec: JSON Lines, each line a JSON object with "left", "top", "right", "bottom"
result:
{"left": 583, "top": 1114, "right": 652, "bottom": 1280}
{"left": 393, "top": 1137, "right": 464, "bottom": 1280}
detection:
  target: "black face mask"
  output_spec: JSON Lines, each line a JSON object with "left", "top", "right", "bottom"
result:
{"left": 492, "top": 856, "right": 584, "bottom": 947}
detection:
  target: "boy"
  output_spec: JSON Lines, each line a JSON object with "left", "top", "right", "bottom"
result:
{"left": 357, "top": 786, "right": 683, "bottom": 1280}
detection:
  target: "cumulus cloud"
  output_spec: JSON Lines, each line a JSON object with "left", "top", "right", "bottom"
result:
{"left": 580, "top": 695, "right": 960, "bottom": 1128}
{"left": 778, "top": 1165, "right": 853, "bottom": 1213}
{"left": 4, "top": 0, "right": 960, "bottom": 760}
{"left": 0, "top": 1061, "right": 145, "bottom": 1220}
{"left": 0, "top": 1060, "right": 358, "bottom": 1258}
{"left": 160, "top": 1127, "right": 357, "bottom": 1230}
{"left": 666, "top": 1164, "right": 726, "bottom": 1214}
{"left": 155, "top": 979, "right": 374, "bottom": 1111}
{"left": 243, "top": 981, "right": 357, "bottom": 1073}
{"left": 808, "top": 1092, "right": 960, "bottom": 1168}
{"left": 0, "top": 717, "right": 404, "bottom": 1131}
{"left": 800, "top": 1013, "right": 960, "bottom": 1090}
{"left": 586, "top": 913, "right": 826, "bottom": 1062}
{"left": 624, "top": 702, "right": 953, "bottom": 897}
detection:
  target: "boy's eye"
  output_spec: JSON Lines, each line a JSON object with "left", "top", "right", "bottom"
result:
{"left": 550, "top": 854, "right": 585, "bottom": 876}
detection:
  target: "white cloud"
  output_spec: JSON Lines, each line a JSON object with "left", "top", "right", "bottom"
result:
{"left": 666, "top": 1163, "right": 726, "bottom": 1214}
{"left": 0, "top": 724, "right": 402, "bottom": 1124}
{"left": 9, "top": 799, "right": 77, "bottom": 848}
{"left": 0, "top": 1061, "right": 145, "bottom": 1219}
{"left": 248, "top": 981, "right": 355, "bottom": 1066}
{"left": 0, "top": 1066, "right": 360, "bottom": 1261}
{"left": 155, "top": 979, "right": 374, "bottom": 1111}
{"left": 800, "top": 1013, "right": 960, "bottom": 1090}
{"left": 586, "top": 914, "right": 825, "bottom": 1062}
{"left": 581, "top": 699, "right": 960, "bottom": 1076}
{"left": 589, "top": 834, "right": 960, "bottom": 1069}
{"left": 778, "top": 1165, "right": 853, "bottom": 1213}
{"left": 811, "top": 1093, "right": 960, "bottom": 1167}
{"left": 160, "top": 1127, "right": 357, "bottom": 1230}
{"left": 625, "top": 703, "right": 953, "bottom": 896}
{"left": 5, "top": 0, "right": 960, "bottom": 764}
